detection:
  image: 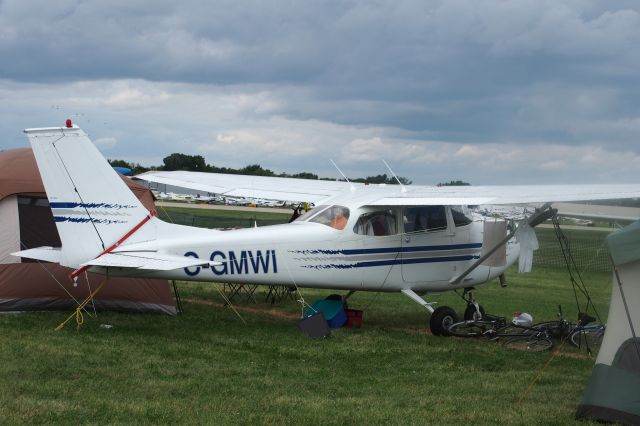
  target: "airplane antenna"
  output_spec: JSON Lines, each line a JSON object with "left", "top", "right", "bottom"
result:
{"left": 382, "top": 160, "right": 407, "bottom": 193}
{"left": 330, "top": 159, "right": 355, "bottom": 191}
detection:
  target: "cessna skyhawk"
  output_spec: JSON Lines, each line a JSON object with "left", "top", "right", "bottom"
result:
{"left": 14, "top": 123, "right": 640, "bottom": 334}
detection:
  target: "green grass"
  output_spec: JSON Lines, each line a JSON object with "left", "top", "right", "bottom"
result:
{"left": 0, "top": 264, "right": 610, "bottom": 424}
{"left": 534, "top": 227, "right": 612, "bottom": 272}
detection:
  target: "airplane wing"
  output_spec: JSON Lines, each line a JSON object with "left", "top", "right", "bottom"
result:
{"left": 366, "top": 184, "right": 640, "bottom": 206}
{"left": 135, "top": 170, "right": 358, "bottom": 204}
{"left": 135, "top": 170, "right": 640, "bottom": 207}
{"left": 80, "top": 252, "right": 219, "bottom": 271}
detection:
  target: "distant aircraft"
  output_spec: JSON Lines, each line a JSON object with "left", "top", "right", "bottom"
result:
{"left": 13, "top": 123, "right": 640, "bottom": 334}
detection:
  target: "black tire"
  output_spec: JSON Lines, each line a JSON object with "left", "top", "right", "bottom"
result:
{"left": 464, "top": 304, "right": 486, "bottom": 321}
{"left": 502, "top": 335, "right": 553, "bottom": 352}
{"left": 569, "top": 326, "right": 605, "bottom": 349}
{"left": 448, "top": 320, "right": 497, "bottom": 338}
{"left": 430, "top": 306, "right": 459, "bottom": 336}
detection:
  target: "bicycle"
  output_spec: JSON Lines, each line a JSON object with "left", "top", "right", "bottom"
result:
{"left": 448, "top": 305, "right": 604, "bottom": 353}
{"left": 569, "top": 323, "right": 605, "bottom": 353}
{"left": 449, "top": 313, "right": 554, "bottom": 351}
{"left": 497, "top": 307, "right": 604, "bottom": 353}
{"left": 493, "top": 321, "right": 555, "bottom": 352}
{"left": 448, "top": 314, "right": 508, "bottom": 338}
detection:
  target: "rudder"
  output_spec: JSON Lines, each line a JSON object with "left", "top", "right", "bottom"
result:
{"left": 25, "top": 125, "right": 152, "bottom": 268}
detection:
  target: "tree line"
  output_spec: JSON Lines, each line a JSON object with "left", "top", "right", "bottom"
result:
{"left": 109, "top": 153, "right": 474, "bottom": 186}
{"left": 108, "top": 153, "right": 416, "bottom": 185}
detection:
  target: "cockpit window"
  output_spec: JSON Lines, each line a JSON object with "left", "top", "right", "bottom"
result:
{"left": 294, "top": 205, "right": 328, "bottom": 222}
{"left": 353, "top": 209, "right": 398, "bottom": 236}
{"left": 307, "top": 205, "right": 350, "bottom": 230}
{"left": 451, "top": 206, "right": 473, "bottom": 227}
{"left": 403, "top": 206, "right": 447, "bottom": 233}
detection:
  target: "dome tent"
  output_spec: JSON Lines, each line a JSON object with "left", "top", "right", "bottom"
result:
{"left": 576, "top": 220, "right": 640, "bottom": 424}
{"left": 0, "top": 148, "right": 177, "bottom": 314}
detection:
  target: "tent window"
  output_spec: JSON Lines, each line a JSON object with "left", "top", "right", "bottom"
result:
{"left": 18, "top": 197, "right": 50, "bottom": 207}
{"left": 353, "top": 210, "right": 398, "bottom": 236}
{"left": 613, "top": 338, "right": 640, "bottom": 375}
{"left": 17, "top": 196, "right": 60, "bottom": 261}
{"left": 403, "top": 206, "right": 447, "bottom": 233}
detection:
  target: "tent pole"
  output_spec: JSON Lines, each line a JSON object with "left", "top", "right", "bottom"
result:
{"left": 612, "top": 262, "right": 640, "bottom": 363}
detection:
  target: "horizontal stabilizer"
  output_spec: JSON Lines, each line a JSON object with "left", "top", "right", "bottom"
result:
{"left": 12, "top": 247, "right": 62, "bottom": 263}
{"left": 81, "top": 252, "right": 221, "bottom": 271}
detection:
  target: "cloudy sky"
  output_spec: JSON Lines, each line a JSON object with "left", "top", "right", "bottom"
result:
{"left": 2, "top": 0, "right": 640, "bottom": 184}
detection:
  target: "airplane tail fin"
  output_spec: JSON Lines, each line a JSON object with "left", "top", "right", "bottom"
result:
{"left": 24, "top": 124, "right": 155, "bottom": 269}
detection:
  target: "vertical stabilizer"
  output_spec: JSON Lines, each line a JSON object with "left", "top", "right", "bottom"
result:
{"left": 25, "top": 125, "right": 152, "bottom": 268}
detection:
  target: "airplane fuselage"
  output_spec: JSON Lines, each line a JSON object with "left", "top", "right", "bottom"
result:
{"left": 112, "top": 206, "right": 519, "bottom": 294}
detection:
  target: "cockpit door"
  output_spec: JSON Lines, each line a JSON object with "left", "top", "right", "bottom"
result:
{"left": 401, "top": 206, "right": 454, "bottom": 284}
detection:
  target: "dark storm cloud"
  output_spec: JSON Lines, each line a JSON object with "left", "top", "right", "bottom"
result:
{"left": 2, "top": 0, "right": 640, "bottom": 162}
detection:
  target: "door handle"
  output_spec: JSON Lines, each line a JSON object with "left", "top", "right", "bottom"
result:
{"left": 404, "top": 236, "right": 411, "bottom": 243}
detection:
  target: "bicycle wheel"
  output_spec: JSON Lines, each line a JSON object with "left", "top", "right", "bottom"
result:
{"left": 494, "top": 324, "right": 528, "bottom": 339}
{"left": 448, "top": 320, "right": 498, "bottom": 338}
{"left": 570, "top": 326, "right": 605, "bottom": 349}
{"left": 533, "top": 320, "right": 574, "bottom": 340}
{"left": 502, "top": 335, "right": 553, "bottom": 352}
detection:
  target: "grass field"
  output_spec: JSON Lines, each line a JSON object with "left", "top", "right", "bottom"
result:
{"left": 0, "top": 265, "right": 611, "bottom": 424}
{"left": 0, "top": 207, "right": 614, "bottom": 424}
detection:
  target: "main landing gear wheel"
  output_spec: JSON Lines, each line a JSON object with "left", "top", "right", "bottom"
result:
{"left": 464, "top": 304, "right": 485, "bottom": 321}
{"left": 430, "top": 306, "right": 459, "bottom": 336}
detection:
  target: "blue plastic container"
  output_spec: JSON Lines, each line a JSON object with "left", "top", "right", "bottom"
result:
{"left": 304, "top": 299, "right": 347, "bottom": 329}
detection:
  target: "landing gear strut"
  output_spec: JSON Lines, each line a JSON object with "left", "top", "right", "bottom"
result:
{"left": 400, "top": 289, "right": 459, "bottom": 336}
{"left": 461, "top": 288, "right": 485, "bottom": 321}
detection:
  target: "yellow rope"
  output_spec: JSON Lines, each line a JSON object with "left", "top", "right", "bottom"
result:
{"left": 214, "top": 283, "right": 246, "bottom": 324}
{"left": 517, "top": 338, "right": 567, "bottom": 404}
{"left": 55, "top": 278, "right": 109, "bottom": 331}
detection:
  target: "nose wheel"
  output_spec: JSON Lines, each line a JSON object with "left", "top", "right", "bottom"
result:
{"left": 464, "top": 303, "right": 485, "bottom": 321}
{"left": 461, "top": 288, "right": 485, "bottom": 321}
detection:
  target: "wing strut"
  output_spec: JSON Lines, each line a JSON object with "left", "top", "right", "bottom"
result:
{"left": 449, "top": 206, "right": 557, "bottom": 285}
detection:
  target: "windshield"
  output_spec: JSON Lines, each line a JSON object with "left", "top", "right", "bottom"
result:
{"left": 308, "top": 205, "right": 350, "bottom": 230}
{"left": 294, "top": 205, "right": 328, "bottom": 222}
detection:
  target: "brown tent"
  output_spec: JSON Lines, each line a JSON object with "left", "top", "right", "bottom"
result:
{"left": 0, "top": 148, "right": 177, "bottom": 314}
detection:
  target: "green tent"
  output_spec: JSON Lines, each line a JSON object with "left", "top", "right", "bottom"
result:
{"left": 576, "top": 220, "right": 640, "bottom": 424}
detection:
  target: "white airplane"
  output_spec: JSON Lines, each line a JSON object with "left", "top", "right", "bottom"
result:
{"left": 13, "top": 123, "right": 640, "bottom": 334}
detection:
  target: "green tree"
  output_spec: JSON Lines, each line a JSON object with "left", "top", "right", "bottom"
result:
{"left": 162, "top": 153, "right": 207, "bottom": 171}
{"left": 287, "top": 172, "right": 319, "bottom": 180}
{"left": 352, "top": 174, "right": 412, "bottom": 185}
{"left": 438, "top": 180, "right": 471, "bottom": 186}
{"left": 239, "top": 164, "right": 276, "bottom": 176}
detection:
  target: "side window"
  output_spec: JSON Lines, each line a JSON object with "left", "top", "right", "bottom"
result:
{"left": 403, "top": 206, "right": 447, "bottom": 233}
{"left": 451, "top": 206, "right": 472, "bottom": 227}
{"left": 353, "top": 209, "right": 398, "bottom": 236}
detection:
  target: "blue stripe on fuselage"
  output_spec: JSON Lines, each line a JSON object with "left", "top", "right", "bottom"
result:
{"left": 302, "top": 254, "right": 480, "bottom": 269}
{"left": 50, "top": 202, "right": 136, "bottom": 209}
{"left": 292, "top": 243, "right": 482, "bottom": 256}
